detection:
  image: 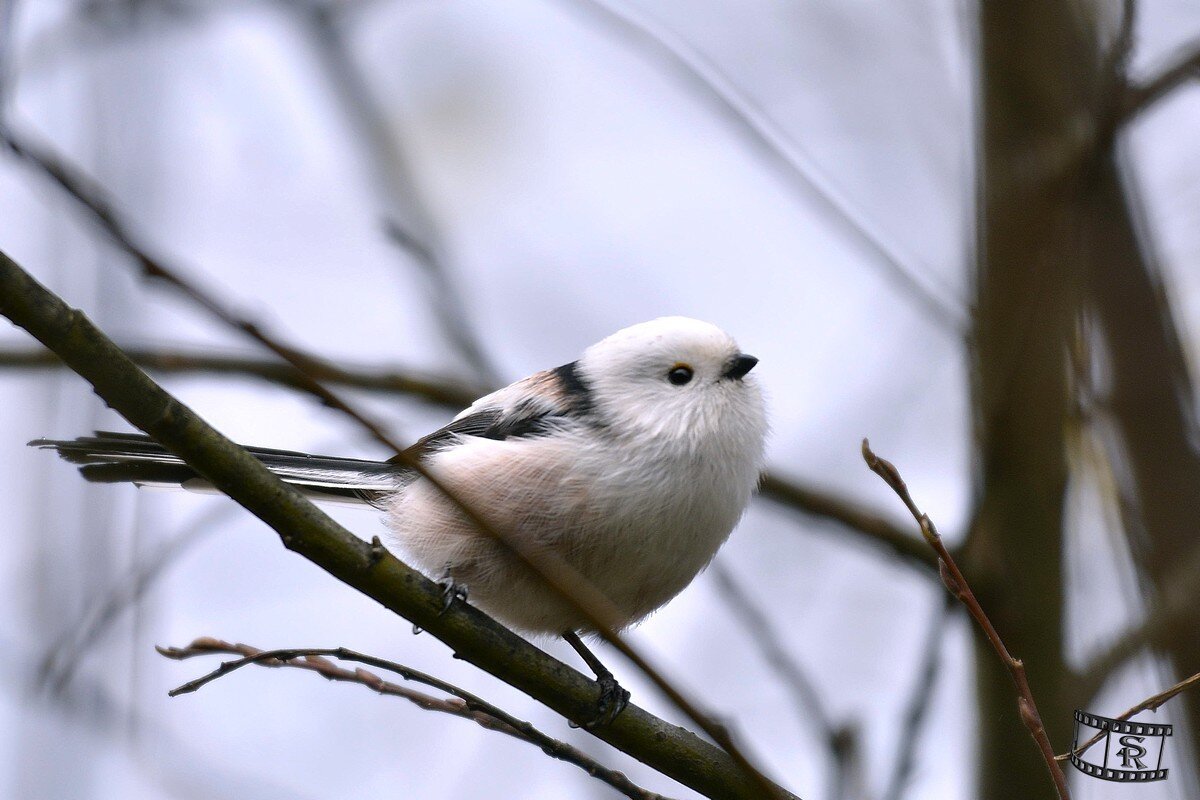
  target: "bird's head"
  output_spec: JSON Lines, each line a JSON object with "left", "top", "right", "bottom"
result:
{"left": 576, "top": 317, "right": 767, "bottom": 456}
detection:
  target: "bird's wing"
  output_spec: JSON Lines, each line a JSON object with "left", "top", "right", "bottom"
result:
{"left": 392, "top": 361, "right": 595, "bottom": 463}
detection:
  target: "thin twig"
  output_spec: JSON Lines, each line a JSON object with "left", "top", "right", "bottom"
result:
{"left": 160, "top": 638, "right": 670, "bottom": 800}
{"left": 882, "top": 593, "right": 952, "bottom": 800}
{"left": 861, "top": 439, "right": 1071, "bottom": 800}
{"left": 710, "top": 562, "right": 852, "bottom": 800}
{"left": 555, "top": 0, "right": 967, "bottom": 334}
{"left": 1056, "top": 668, "right": 1200, "bottom": 763}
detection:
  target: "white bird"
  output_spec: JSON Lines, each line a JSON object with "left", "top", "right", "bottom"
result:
{"left": 34, "top": 316, "right": 768, "bottom": 722}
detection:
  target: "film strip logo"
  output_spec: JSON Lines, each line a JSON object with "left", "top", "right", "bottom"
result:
{"left": 1069, "top": 710, "right": 1172, "bottom": 782}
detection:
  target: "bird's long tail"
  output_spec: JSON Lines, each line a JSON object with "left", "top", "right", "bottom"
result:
{"left": 30, "top": 431, "right": 401, "bottom": 505}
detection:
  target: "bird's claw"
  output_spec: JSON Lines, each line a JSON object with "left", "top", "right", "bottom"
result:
{"left": 584, "top": 672, "right": 630, "bottom": 729}
{"left": 439, "top": 579, "right": 468, "bottom": 614}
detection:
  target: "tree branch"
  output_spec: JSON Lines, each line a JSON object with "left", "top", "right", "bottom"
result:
{"left": 0, "top": 249, "right": 798, "bottom": 800}
{"left": 1121, "top": 41, "right": 1200, "bottom": 121}
{"left": 160, "top": 637, "right": 671, "bottom": 800}
{"left": 861, "top": 440, "right": 1071, "bottom": 800}
{"left": 711, "top": 563, "right": 854, "bottom": 800}
{"left": 759, "top": 474, "right": 939, "bottom": 573}
{"left": 0, "top": 344, "right": 479, "bottom": 407}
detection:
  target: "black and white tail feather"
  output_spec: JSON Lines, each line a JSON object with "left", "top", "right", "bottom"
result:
{"left": 31, "top": 431, "right": 402, "bottom": 506}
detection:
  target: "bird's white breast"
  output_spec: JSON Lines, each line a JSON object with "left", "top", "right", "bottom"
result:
{"left": 385, "top": 417, "right": 762, "bottom": 634}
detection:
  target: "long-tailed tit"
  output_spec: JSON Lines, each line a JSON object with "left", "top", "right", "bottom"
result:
{"left": 34, "top": 316, "right": 767, "bottom": 722}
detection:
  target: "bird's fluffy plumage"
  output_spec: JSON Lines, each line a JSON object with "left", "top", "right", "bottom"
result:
{"left": 33, "top": 317, "right": 768, "bottom": 635}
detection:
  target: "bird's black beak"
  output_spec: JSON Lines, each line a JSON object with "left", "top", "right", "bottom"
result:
{"left": 722, "top": 353, "right": 758, "bottom": 380}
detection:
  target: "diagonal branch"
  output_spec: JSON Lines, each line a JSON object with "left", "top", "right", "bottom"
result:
{"left": 861, "top": 439, "right": 1071, "bottom": 800}
{"left": 1120, "top": 41, "right": 1200, "bottom": 121}
{"left": 160, "top": 637, "right": 671, "bottom": 800}
{"left": 1076, "top": 540, "right": 1200, "bottom": 702}
{"left": 711, "top": 563, "right": 854, "bottom": 800}
{"left": 759, "top": 474, "right": 939, "bottom": 573}
{"left": 0, "top": 249, "right": 797, "bottom": 800}
{"left": 0, "top": 344, "right": 479, "bottom": 407}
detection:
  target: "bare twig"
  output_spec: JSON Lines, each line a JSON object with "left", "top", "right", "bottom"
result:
{"left": 1121, "top": 41, "right": 1200, "bottom": 120}
{"left": 759, "top": 474, "right": 938, "bottom": 573}
{"left": 861, "top": 439, "right": 1071, "bottom": 800}
{"left": 1056, "top": 669, "right": 1200, "bottom": 763}
{"left": 882, "top": 593, "right": 952, "bottom": 800}
{"left": 555, "top": 0, "right": 967, "bottom": 333}
{"left": 0, "top": 344, "right": 480, "bottom": 407}
{"left": 711, "top": 563, "right": 852, "bottom": 800}
{"left": 160, "top": 638, "right": 670, "bottom": 800}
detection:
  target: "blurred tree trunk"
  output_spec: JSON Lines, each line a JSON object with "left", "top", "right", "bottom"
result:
{"left": 1087, "top": 135, "right": 1200, "bottom": 779}
{"left": 971, "top": 2, "right": 1097, "bottom": 798}
{"left": 975, "top": 0, "right": 1200, "bottom": 796}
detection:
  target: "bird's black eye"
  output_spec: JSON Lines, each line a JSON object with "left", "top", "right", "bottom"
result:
{"left": 667, "top": 364, "right": 694, "bottom": 386}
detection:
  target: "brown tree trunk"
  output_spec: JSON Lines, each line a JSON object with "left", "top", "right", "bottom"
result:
{"left": 972, "top": 1, "right": 1098, "bottom": 797}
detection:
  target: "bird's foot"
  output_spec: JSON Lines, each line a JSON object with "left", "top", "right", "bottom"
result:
{"left": 437, "top": 575, "right": 468, "bottom": 615}
{"left": 584, "top": 670, "right": 630, "bottom": 729}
